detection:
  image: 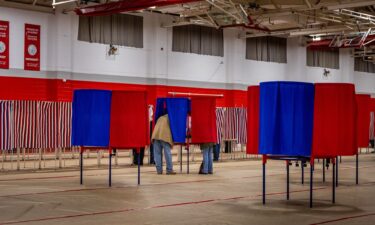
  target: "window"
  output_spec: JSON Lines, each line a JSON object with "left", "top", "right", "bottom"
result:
{"left": 172, "top": 25, "right": 224, "bottom": 57}
{"left": 78, "top": 14, "right": 143, "bottom": 48}
{"left": 354, "top": 57, "right": 375, "bottom": 73}
{"left": 306, "top": 48, "right": 339, "bottom": 69}
{"left": 246, "top": 36, "right": 287, "bottom": 63}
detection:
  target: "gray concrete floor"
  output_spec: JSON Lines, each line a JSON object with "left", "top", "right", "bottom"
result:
{"left": 0, "top": 154, "right": 374, "bottom": 225}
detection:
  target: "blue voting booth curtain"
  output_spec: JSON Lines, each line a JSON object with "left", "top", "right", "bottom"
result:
{"left": 72, "top": 90, "right": 112, "bottom": 147}
{"left": 155, "top": 98, "right": 190, "bottom": 144}
{"left": 259, "top": 82, "right": 314, "bottom": 157}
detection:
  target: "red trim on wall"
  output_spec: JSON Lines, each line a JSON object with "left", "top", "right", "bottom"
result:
{"left": 0, "top": 76, "right": 247, "bottom": 107}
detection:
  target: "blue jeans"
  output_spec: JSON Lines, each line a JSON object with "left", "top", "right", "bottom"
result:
{"left": 213, "top": 144, "right": 220, "bottom": 161}
{"left": 153, "top": 140, "right": 173, "bottom": 173}
{"left": 202, "top": 146, "right": 213, "bottom": 174}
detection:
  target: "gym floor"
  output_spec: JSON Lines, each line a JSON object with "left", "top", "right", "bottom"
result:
{"left": 0, "top": 154, "right": 374, "bottom": 225}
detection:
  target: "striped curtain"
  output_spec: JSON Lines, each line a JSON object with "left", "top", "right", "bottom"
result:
{"left": 236, "top": 108, "right": 247, "bottom": 144}
{"left": 370, "top": 112, "right": 374, "bottom": 140}
{"left": 13, "top": 101, "right": 38, "bottom": 149}
{"left": 216, "top": 107, "right": 247, "bottom": 144}
{"left": 0, "top": 101, "right": 14, "bottom": 150}
{"left": 0, "top": 100, "right": 72, "bottom": 150}
{"left": 38, "top": 102, "right": 59, "bottom": 149}
{"left": 58, "top": 102, "right": 72, "bottom": 148}
{"left": 216, "top": 108, "right": 225, "bottom": 143}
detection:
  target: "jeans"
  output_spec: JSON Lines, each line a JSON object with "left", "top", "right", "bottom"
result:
{"left": 202, "top": 146, "right": 213, "bottom": 174}
{"left": 213, "top": 144, "right": 220, "bottom": 161}
{"left": 153, "top": 140, "right": 173, "bottom": 173}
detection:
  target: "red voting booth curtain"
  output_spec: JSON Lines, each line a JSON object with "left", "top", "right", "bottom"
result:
{"left": 312, "top": 84, "right": 357, "bottom": 157}
{"left": 356, "top": 94, "right": 371, "bottom": 148}
{"left": 246, "top": 86, "right": 259, "bottom": 154}
{"left": 370, "top": 98, "right": 375, "bottom": 112}
{"left": 109, "top": 91, "right": 149, "bottom": 149}
{"left": 191, "top": 97, "right": 217, "bottom": 144}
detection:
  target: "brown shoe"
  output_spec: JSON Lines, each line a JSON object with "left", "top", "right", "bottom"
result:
{"left": 166, "top": 171, "right": 176, "bottom": 175}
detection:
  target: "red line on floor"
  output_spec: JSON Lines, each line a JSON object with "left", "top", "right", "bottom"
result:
{"left": 1, "top": 164, "right": 373, "bottom": 198}
{"left": 0, "top": 170, "right": 302, "bottom": 198}
{"left": 0, "top": 162, "right": 371, "bottom": 182}
{"left": 1, "top": 180, "right": 374, "bottom": 224}
{"left": 310, "top": 213, "right": 375, "bottom": 225}
{"left": 0, "top": 187, "right": 328, "bottom": 225}
{"left": 0, "top": 175, "right": 77, "bottom": 182}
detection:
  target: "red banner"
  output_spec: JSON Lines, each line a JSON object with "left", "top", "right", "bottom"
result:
{"left": 0, "top": 21, "right": 9, "bottom": 69}
{"left": 24, "top": 24, "right": 40, "bottom": 71}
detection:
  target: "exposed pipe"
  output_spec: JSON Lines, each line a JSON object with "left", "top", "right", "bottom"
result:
{"left": 75, "top": 0, "right": 202, "bottom": 16}
{"left": 205, "top": 0, "right": 241, "bottom": 22}
{"left": 168, "top": 92, "right": 224, "bottom": 97}
{"left": 220, "top": 23, "right": 270, "bottom": 32}
{"left": 220, "top": 16, "right": 270, "bottom": 32}
{"left": 0, "top": 0, "right": 53, "bottom": 14}
{"left": 307, "top": 34, "right": 375, "bottom": 49}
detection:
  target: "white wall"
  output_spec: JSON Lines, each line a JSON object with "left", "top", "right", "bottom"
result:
{"left": 0, "top": 7, "right": 374, "bottom": 94}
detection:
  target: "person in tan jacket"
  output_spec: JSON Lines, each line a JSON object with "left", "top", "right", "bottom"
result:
{"left": 151, "top": 114, "right": 176, "bottom": 175}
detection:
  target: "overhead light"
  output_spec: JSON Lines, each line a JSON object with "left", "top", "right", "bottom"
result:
{"left": 52, "top": 0, "right": 77, "bottom": 6}
{"left": 313, "top": 36, "right": 321, "bottom": 41}
{"left": 149, "top": 6, "right": 156, "bottom": 9}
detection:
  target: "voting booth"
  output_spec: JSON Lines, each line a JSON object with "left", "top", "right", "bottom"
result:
{"left": 72, "top": 90, "right": 149, "bottom": 186}
{"left": 248, "top": 82, "right": 359, "bottom": 207}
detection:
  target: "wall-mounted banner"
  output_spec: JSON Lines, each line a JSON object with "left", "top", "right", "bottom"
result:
{"left": 0, "top": 21, "right": 9, "bottom": 69}
{"left": 24, "top": 24, "right": 40, "bottom": 71}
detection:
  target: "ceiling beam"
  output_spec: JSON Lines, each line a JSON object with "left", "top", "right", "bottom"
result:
{"left": 205, "top": 0, "right": 241, "bottom": 22}
{"left": 326, "top": 1, "right": 375, "bottom": 10}
{"left": 0, "top": 0, "right": 54, "bottom": 13}
{"left": 270, "top": 0, "right": 281, "bottom": 9}
{"left": 242, "top": 24, "right": 375, "bottom": 38}
{"left": 304, "top": 0, "right": 312, "bottom": 9}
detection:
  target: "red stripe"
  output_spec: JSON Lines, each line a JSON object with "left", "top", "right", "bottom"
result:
{"left": 310, "top": 213, "right": 375, "bottom": 225}
{"left": 0, "top": 184, "right": 361, "bottom": 225}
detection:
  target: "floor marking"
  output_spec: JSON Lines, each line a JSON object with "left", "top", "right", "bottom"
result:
{"left": 310, "top": 213, "right": 375, "bottom": 225}
{"left": 1, "top": 181, "right": 374, "bottom": 224}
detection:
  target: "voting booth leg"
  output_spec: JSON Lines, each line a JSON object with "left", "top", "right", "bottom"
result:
{"left": 180, "top": 146, "right": 182, "bottom": 173}
{"left": 322, "top": 159, "right": 326, "bottom": 183}
{"left": 301, "top": 161, "right": 305, "bottom": 185}
{"left": 262, "top": 162, "right": 266, "bottom": 205}
{"left": 109, "top": 151, "right": 112, "bottom": 187}
{"left": 138, "top": 149, "right": 141, "bottom": 185}
{"left": 187, "top": 149, "right": 190, "bottom": 174}
{"left": 80, "top": 148, "right": 84, "bottom": 185}
{"left": 332, "top": 159, "right": 336, "bottom": 204}
{"left": 310, "top": 164, "right": 314, "bottom": 208}
{"left": 336, "top": 156, "right": 339, "bottom": 187}
{"left": 287, "top": 161, "right": 290, "bottom": 200}
{"left": 356, "top": 154, "right": 359, "bottom": 185}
